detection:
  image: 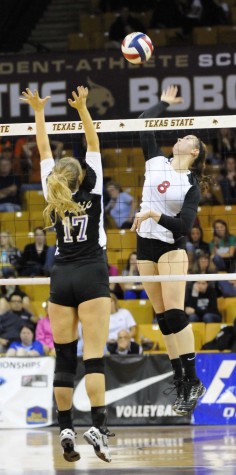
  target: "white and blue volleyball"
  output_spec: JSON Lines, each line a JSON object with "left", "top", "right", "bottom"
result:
{"left": 121, "top": 32, "right": 154, "bottom": 64}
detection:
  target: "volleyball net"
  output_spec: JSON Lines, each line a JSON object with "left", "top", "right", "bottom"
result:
{"left": 0, "top": 113, "right": 235, "bottom": 325}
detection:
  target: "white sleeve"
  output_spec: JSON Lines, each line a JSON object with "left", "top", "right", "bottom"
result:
{"left": 86, "top": 151, "right": 103, "bottom": 195}
{"left": 40, "top": 158, "right": 55, "bottom": 200}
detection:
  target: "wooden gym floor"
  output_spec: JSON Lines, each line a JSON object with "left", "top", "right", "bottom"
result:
{"left": 0, "top": 425, "right": 236, "bottom": 475}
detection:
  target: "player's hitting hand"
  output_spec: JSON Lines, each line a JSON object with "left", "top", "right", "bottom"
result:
{"left": 20, "top": 88, "right": 50, "bottom": 111}
{"left": 161, "top": 85, "right": 183, "bottom": 105}
{"left": 68, "top": 86, "right": 88, "bottom": 111}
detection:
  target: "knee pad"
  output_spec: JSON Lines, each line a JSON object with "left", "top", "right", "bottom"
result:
{"left": 165, "top": 309, "right": 189, "bottom": 334}
{"left": 53, "top": 340, "right": 78, "bottom": 388}
{"left": 84, "top": 357, "right": 105, "bottom": 375}
{"left": 156, "top": 312, "right": 172, "bottom": 335}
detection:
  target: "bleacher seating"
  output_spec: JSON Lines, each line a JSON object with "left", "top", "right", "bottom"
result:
{"left": 20, "top": 284, "right": 50, "bottom": 302}
{"left": 137, "top": 324, "right": 166, "bottom": 351}
{"left": 135, "top": 320, "right": 234, "bottom": 353}
{"left": 191, "top": 323, "right": 206, "bottom": 351}
{"left": 118, "top": 299, "right": 154, "bottom": 324}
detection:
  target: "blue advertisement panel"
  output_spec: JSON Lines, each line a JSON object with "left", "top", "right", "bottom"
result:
{"left": 193, "top": 353, "right": 236, "bottom": 425}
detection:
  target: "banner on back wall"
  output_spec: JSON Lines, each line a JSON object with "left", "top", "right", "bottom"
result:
{"left": 0, "top": 44, "right": 235, "bottom": 123}
{"left": 70, "top": 355, "right": 191, "bottom": 426}
{"left": 0, "top": 357, "right": 55, "bottom": 428}
{"left": 193, "top": 353, "right": 236, "bottom": 425}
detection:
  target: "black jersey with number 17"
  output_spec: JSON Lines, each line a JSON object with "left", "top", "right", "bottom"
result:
{"left": 40, "top": 152, "right": 106, "bottom": 263}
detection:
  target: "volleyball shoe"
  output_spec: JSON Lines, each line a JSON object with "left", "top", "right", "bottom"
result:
{"left": 59, "top": 428, "right": 80, "bottom": 462}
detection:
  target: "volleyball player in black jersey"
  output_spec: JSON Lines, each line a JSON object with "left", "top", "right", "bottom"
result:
{"left": 21, "top": 86, "right": 113, "bottom": 462}
{"left": 131, "top": 85, "right": 206, "bottom": 415}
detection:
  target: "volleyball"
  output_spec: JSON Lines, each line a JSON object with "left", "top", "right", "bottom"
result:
{"left": 121, "top": 32, "right": 154, "bottom": 64}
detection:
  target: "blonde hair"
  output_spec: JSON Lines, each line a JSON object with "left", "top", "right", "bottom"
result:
{"left": 43, "top": 157, "right": 84, "bottom": 227}
{"left": 0, "top": 231, "right": 15, "bottom": 249}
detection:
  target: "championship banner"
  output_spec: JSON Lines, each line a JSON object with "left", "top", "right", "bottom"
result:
{"left": 0, "top": 357, "right": 55, "bottom": 428}
{"left": 193, "top": 353, "right": 236, "bottom": 425}
{"left": 70, "top": 355, "right": 191, "bottom": 426}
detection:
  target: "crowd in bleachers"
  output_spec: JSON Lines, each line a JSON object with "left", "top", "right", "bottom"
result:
{"left": 67, "top": 0, "right": 236, "bottom": 51}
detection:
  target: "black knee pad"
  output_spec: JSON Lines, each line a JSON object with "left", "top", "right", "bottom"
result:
{"left": 84, "top": 357, "right": 105, "bottom": 375}
{"left": 53, "top": 340, "right": 78, "bottom": 388}
{"left": 156, "top": 312, "right": 172, "bottom": 335}
{"left": 165, "top": 309, "right": 189, "bottom": 334}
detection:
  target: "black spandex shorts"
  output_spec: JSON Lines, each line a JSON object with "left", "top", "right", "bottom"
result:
{"left": 137, "top": 235, "right": 186, "bottom": 262}
{"left": 49, "top": 255, "right": 110, "bottom": 307}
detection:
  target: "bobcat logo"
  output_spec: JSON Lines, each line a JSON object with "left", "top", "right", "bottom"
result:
{"left": 87, "top": 77, "right": 115, "bottom": 115}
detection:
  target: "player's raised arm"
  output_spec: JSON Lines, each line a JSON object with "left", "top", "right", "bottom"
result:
{"left": 68, "top": 86, "right": 99, "bottom": 153}
{"left": 20, "top": 88, "right": 51, "bottom": 161}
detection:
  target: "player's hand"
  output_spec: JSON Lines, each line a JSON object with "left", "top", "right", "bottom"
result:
{"left": 20, "top": 89, "right": 50, "bottom": 111}
{"left": 68, "top": 86, "right": 88, "bottom": 111}
{"left": 131, "top": 210, "right": 161, "bottom": 232}
{"left": 161, "top": 85, "right": 183, "bottom": 105}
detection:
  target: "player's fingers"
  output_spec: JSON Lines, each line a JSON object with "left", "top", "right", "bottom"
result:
{"left": 26, "top": 88, "right": 34, "bottom": 97}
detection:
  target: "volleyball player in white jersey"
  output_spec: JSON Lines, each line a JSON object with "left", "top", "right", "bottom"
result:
{"left": 131, "top": 86, "right": 206, "bottom": 415}
{"left": 21, "top": 86, "right": 113, "bottom": 462}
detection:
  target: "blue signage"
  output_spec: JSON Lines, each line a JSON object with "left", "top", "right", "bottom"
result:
{"left": 193, "top": 353, "right": 236, "bottom": 425}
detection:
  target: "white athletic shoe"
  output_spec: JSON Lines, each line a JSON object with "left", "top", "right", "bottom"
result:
{"left": 59, "top": 428, "right": 80, "bottom": 462}
{"left": 83, "top": 426, "right": 111, "bottom": 462}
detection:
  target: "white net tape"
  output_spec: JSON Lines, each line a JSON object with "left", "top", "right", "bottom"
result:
{"left": 0, "top": 274, "right": 235, "bottom": 286}
{"left": 0, "top": 114, "right": 236, "bottom": 136}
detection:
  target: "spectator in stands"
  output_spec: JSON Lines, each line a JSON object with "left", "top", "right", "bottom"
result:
{"left": 0, "top": 285, "right": 31, "bottom": 315}
{"left": 0, "top": 157, "right": 21, "bottom": 212}
{"left": 185, "top": 281, "right": 222, "bottom": 323}
{"left": 209, "top": 219, "right": 236, "bottom": 272}
{"left": 181, "top": 0, "right": 203, "bottom": 37}
{"left": 191, "top": 252, "right": 216, "bottom": 275}
{"left": 218, "top": 278, "right": 236, "bottom": 298}
{"left": 105, "top": 181, "right": 136, "bottom": 229}
{"left": 108, "top": 6, "right": 146, "bottom": 48}
{"left": 35, "top": 302, "right": 55, "bottom": 355}
{"left": 186, "top": 227, "right": 210, "bottom": 270}
{"left": 14, "top": 136, "right": 64, "bottom": 184}
{"left": 0, "top": 292, "right": 34, "bottom": 353}
{"left": 122, "top": 251, "right": 148, "bottom": 299}
{"left": 107, "top": 292, "right": 137, "bottom": 344}
{"left": 198, "top": 186, "right": 221, "bottom": 206}
{"left": 6, "top": 324, "right": 44, "bottom": 357}
{"left": 19, "top": 227, "right": 48, "bottom": 276}
{"left": 202, "top": 318, "right": 236, "bottom": 352}
{"left": 14, "top": 136, "right": 37, "bottom": 182}
{"left": 212, "top": 128, "right": 236, "bottom": 163}
{"left": 219, "top": 156, "right": 236, "bottom": 205}
{"left": 0, "top": 231, "right": 21, "bottom": 278}
{"left": 107, "top": 329, "right": 143, "bottom": 355}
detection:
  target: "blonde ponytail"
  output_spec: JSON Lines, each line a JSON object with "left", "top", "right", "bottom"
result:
{"left": 43, "top": 157, "right": 84, "bottom": 227}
